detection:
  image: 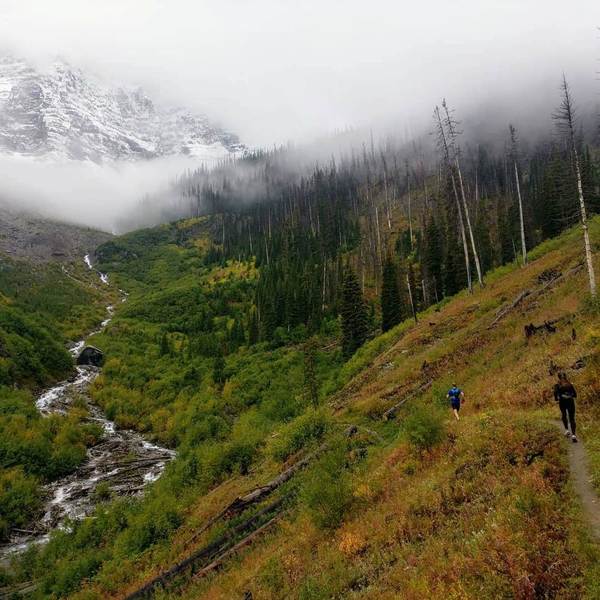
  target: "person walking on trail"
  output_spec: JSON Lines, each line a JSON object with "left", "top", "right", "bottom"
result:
{"left": 447, "top": 384, "right": 464, "bottom": 421}
{"left": 554, "top": 371, "right": 578, "bottom": 443}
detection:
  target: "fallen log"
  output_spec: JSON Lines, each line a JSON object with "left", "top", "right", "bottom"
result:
{"left": 184, "top": 450, "right": 319, "bottom": 549}
{"left": 0, "top": 580, "right": 39, "bottom": 599}
{"left": 489, "top": 290, "right": 531, "bottom": 328}
{"left": 488, "top": 264, "right": 583, "bottom": 329}
{"left": 185, "top": 425, "right": 359, "bottom": 547}
{"left": 192, "top": 512, "right": 284, "bottom": 582}
{"left": 11, "top": 528, "right": 38, "bottom": 535}
{"left": 124, "top": 427, "right": 360, "bottom": 599}
{"left": 382, "top": 380, "right": 433, "bottom": 421}
{"left": 102, "top": 458, "right": 167, "bottom": 469}
{"left": 124, "top": 499, "right": 286, "bottom": 599}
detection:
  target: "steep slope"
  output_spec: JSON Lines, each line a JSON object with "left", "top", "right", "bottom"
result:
{"left": 0, "top": 56, "right": 243, "bottom": 162}
{"left": 133, "top": 224, "right": 600, "bottom": 600}
{"left": 0, "top": 205, "right": 111, "bottom": 263}
{"left": 4, "top": 216, "right": 599, "bottom": 599}
{"left": 119, "top": 221, "right": 600, "bottom": 600}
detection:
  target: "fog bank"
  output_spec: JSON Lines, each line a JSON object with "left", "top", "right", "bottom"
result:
{"left": 0, "top": 155, "right": 193, "bottom": 233}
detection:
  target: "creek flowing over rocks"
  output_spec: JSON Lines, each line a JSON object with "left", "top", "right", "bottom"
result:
{"left": 0, "top": 257, "right": 175, "bottom": 561}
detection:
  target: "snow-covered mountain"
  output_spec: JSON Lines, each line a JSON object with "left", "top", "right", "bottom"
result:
{"left": 0, "top": 56, "right": 243, "bottom": 163}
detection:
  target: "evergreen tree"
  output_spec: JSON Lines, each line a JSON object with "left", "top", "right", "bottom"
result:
{"left": 340, "top": 267, "right": 368, "bottom": 358}
{"left": 381, "top": 256, "right": 403, "bottom": 332}
{"left": 303, "top": 337, "right": 319, "bottom": 407}
{"left": 498, "top": 205, "right": 515, "bottom": 265}
{"left": 159, "top": 332, "right": 170, "bottom": 356}
{"left": 474, "top": 211, "right": 494, "bottom": 274}
{"left": 248, "top": 307, "right": 259, "bottom": 345}
{"left": 258, "top": 292, "right": 277, "bottom": 341}
{"left": 443, "top": 223, "right": 465, "bottom": 296}
{"left": 229, "top": 318, "right": 245, "bottom": 349}
{"left": 423, "top": 216, "right": 444, "bottom": 300}
{"left": 581, "top": 145, "right": 600, "bottom": 215}
{"left": 213, "top": 353, "right": 226, "bottom": 388}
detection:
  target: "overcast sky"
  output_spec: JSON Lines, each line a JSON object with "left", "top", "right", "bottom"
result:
{"left": 1, "top": 0, "right": 598, "bottom": 146}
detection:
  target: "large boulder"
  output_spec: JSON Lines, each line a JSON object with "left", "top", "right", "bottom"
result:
{"left": 76, "top": 346, "right": 104, "bottom": 367}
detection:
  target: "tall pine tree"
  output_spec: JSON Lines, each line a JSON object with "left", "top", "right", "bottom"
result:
{"left": 423, "top": 216, "right": 444, "bottom": 301}
{"left": 340, "top": 267, "right": 368, "bottom": 358}
{"left": 381, "top": 256, "right": 403, "bottom": 332}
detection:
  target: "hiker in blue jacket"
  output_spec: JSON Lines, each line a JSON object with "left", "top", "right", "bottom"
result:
{"left": 447, "top": 384, "right": 464, "bottom": 421}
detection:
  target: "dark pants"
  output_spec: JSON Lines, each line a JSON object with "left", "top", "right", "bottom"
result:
{"left": 559, "top": 398, "right": 576, "bottom": 435}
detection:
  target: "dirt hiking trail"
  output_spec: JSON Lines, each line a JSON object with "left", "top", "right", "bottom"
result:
{"left": 554, "top": 421, "right": 600, "bottom": 542}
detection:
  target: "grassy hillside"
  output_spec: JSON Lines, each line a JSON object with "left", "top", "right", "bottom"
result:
{"left": 6, "top": 216, "right": 600, "bottom": 598}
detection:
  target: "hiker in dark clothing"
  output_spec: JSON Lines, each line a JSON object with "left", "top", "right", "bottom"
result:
{"left": 554, "top": 372, "right": 578, "bottom": 443}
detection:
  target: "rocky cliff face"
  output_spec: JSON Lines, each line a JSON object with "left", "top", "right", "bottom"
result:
{"left": 0, "top": 56, "right": 243, "bottom": 163}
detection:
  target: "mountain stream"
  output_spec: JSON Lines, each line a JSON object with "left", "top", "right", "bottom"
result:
{"left": 0, "top": 256, "right": 175, "bottom": 561}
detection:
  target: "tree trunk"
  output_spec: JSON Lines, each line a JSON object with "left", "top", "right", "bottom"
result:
{"left": 451, "top": 172, "right": 473, "bottom": 293}
{"left": 456, "top": 158, "right": 483, "bottom": 286}
{"left": 434, "top": 104, "right": 472, "bottom": 293}
{"left": 406, "top": 272, "right": 417, "bottom": 323}
{"left": 573, "top": 147, "right": 597, "bottom": 297}
{"left": 554, "top": 75, "right": 597, "bottom": 297}
{"left": 514, "top": 161, "right": 527, "bottom": 266}
{"left": 382, "top": 157, "right": 392, "bottom": 229}
{"left": 408, "top": 182, "right": 414, "bottom": 250}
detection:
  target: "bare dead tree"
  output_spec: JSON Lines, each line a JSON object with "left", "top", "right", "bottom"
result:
{"left": 553, "top": 75, "right": 597, "bottom": 297}
{"left": 442, "top": 99, "right": 484, "bottom": 287}
{"left": 406, "top": 159, "right": 414, "bottom": 249}
{"left": 509, "top": 124, "right": 527, "bottom": 266}
{"left": 433, "top": 105, "right": 472, "bottom": 293}
{"left": 406, "top": 272, "right": 417, "bottom": 323}
{"left": 381, "top": 151, "right": 392, "bottom": 229}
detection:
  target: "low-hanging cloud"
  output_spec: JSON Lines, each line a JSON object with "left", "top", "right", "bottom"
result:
{"left": 0, "top": 155, "right": 196, "bottom": 233}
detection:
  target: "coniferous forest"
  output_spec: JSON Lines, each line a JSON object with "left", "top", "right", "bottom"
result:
{"left": 132, "top": 90, "right": 600, "bottom": 354}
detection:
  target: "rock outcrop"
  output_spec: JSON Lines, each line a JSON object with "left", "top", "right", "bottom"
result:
{"left": 76, "top": 346, "right": 104, "bottom": 367}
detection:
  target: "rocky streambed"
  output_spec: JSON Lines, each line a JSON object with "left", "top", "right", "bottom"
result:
{"left": 0, "top": 258, "right": 175, "bottom": 561}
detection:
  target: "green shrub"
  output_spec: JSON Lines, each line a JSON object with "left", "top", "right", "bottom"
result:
{"left": 403, "top": 403, "right": 445, "bottom": 453}
{"left": 117, "top": 498, "right": 182, "bottom": 555}
{"left": 93, "top": 481, "right": 113, "bottom": 503}
{"left": 43, "top": 552, "right": 104, "bottom": 597}
{"left": 0, "top": 468, "right": 41, "bottom": 540}
{"left": 300, "top": 443, "right": 353, "bottom": 529}
{"left": 269, "top": 409, "right": 331, "bottom": 462}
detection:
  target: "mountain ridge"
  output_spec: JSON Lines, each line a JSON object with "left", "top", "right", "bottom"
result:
{"left": 0, "top": 55, "right": 243, "bottom": 163}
